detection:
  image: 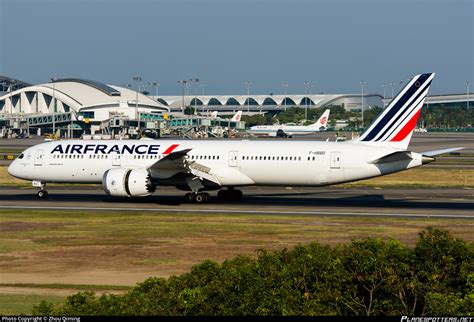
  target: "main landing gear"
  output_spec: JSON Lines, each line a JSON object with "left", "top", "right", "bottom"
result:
{"left": 183, "top": 188, "right": 243, "bottom": 203}
{"left": 217, "top": 188, "right": 243, "bottom": 201}
{"left": 184, "top": 192, "right": 210, "bottom": 203}
{"left": 33, "top": 181, "right": 48, "bottom": 199}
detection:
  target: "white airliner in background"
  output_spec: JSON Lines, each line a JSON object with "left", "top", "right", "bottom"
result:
{"left": 248, "top": 109, "right": 330, "bottom": 137}
{"left": 8, "top": 73, "right": 462, "bottom": 203}
{"left": 209, "top": 110, "right": 241, "bottom": 121}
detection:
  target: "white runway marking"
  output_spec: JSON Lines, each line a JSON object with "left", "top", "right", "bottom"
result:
{"left": 0, "top": 205, "right": 472, "bottom": 219}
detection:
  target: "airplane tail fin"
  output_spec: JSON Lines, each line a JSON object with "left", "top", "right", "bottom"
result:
{"left": 308, "top": 109, "right": 330, "bottom": 130}
{"left": 354, "top": 73, "right": 435, "bottom": 150}
{"left": 231, "top": 110, "right": 242, "bottom": 122}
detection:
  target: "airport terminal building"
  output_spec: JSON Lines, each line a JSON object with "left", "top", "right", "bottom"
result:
{"left": 1, "top": 75, "right": 472, "bottom": 137}
{"left": 155, "top": 94, "right": 384, "bottom": 114}
{"left": 0, "top": 76, "right": 169, "bottom": 136}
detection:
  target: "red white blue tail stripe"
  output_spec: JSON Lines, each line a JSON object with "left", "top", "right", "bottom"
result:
{"left": 358, "top": 73, "right": 434, "bottom": 146}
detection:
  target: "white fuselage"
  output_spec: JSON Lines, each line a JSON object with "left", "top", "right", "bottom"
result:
{"left": 248, "top": 124, "right": 324, "bottom": 137}
{"left": 8, "top": 139, "right": 424, "bottom": 188}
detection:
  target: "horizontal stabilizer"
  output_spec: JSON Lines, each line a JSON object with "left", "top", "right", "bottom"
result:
{"left": 421, "top": 147, "right": 464, "bottom": 157}
{"left": 369, "top": 151, "right": 412, "bottom": 164}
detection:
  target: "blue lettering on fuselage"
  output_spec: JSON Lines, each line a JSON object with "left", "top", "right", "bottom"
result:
{"left": 50, "top": 144, "right": 162, "bottom": 155}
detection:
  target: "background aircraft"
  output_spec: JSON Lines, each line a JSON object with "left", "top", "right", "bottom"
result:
{"left": 248, "top": 109, "right": 330, "bottom": 138}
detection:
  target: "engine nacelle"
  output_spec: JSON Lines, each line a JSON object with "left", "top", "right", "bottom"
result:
{"left": 102, "top": 168, "right": 155, "bottom": 197}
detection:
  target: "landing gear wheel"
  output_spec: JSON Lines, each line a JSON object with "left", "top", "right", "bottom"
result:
{"left": 195, "top": 193, "right": 204, "bottom": 203}
{"left": 38, "top": 190, "right": 48, "bottom": 199}
{"left": 194, "top": 192, "right": 210, "bottom": 203}
{"left": 202, "top": 192, "right": 210, "bottom": 202}
{"left": 228, "top": 189, "right": 243, "bottom": 201}
{"left": 232, "top": 189, "right": 243, "bottom": 201}
{"left": 217, "top": 190, "right": 228, "bottom": 200}
{"left": 184, "top": 193, "right": 196, "bottom": 203}
{"left": 218, "top": 189, "right": 242, "bottom": 201}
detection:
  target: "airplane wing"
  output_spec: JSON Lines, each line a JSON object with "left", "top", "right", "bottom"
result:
{"left": 148, "top": 149, "right": 221, "bottom": 188}
{"left": 369, "top": 147, "right": 465, "bottom": 165}
{"left": 420, "top": 147, "right": 464, "bottom": 157}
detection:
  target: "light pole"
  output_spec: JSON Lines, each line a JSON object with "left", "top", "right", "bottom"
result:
{"left": 245, "top": 81, "right": 251, "bottom": 113}
{"left": 8, "top": 81, "right": 16, "bottom": 114}
{"left": 189, "top": 78, "right": 199, "bottom": 114}
{"left": 390, "top": 82, "right": 395, "bottom": 99}
{"left": 466, "top": 82, "right": 471, "bottom": 109}
{"left": 283, "top": 82, "right": 288, "bottom": 111}
{"left": 133, "top": 76, "right": 142, "bottom": 131}
{"left": 303, "top": 81, "right": 310, "bottom": 120}
{"left": 200, "top": 83, "right": 206, "bottom": 114}
{"left": 178, "top": 80, "right": 188, "bottom": 114}
{"left": 360, "top": 81, "right": 365, "bottom": 127}
{"left": 382, "top": 84, "right": 387, "bottom": 107}
{"left": 50, "top": 77, "right": 59, "bottom": 137}
{"left": 150, "top": 82, "right": 159, "bottom": 98}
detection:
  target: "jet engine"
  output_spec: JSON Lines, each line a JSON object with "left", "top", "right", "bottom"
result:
{"left": 102, "top": 168, "right": 155, "bottom": 197}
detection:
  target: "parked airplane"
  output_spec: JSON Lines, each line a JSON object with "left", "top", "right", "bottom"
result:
{"left": 248, "top": 109, "right": 330, "bottom": 137}
{"left": 209, "top": 110, "right": 241, "bottom": 121}
{"left": 230, "top": 110, "right": 242, "bottom": 122}
{"left": 8, "top": 73, "right": 462, "bottom": 203}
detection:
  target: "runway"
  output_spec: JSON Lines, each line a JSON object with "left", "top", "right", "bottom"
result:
{"left": 1, "top": 185, "right": 472, "bottom": 219}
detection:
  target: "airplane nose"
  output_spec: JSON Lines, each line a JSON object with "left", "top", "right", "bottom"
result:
{"left": 7, "top": 160, "right": 20, "bottom": 179}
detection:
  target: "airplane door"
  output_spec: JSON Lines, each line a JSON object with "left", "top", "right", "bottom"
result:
{"left": 112, "top": 153, "right": 121, "bottom": 166}
{"left": 228, "top": 151, "right": 238, "bottom": 167}
{"left": 330, "top": 151, "right": 341, "bottom": 169}
{"left": 34, "top": 149, "right": 44, "bottom": 166}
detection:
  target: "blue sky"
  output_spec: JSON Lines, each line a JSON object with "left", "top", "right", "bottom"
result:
{"left": 1, "top": 0, "right": 472, "bottom": 95}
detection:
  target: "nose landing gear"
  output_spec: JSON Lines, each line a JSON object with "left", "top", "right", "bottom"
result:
{"left": 33, "top": 180, "right": 48, "bottom": 199}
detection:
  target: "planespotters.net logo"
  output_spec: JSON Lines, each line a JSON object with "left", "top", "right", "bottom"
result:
{"left": 401, "top": 317, "right": 473, "bottom": 322}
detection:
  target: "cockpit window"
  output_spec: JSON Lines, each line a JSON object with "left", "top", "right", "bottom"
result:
{"left": 18, "top": 154, "right": 24, "bottom": 159}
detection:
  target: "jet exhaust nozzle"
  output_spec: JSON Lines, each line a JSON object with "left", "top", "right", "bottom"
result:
{"left": 422, "top": 155, "right": 436, "bottom": 164}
